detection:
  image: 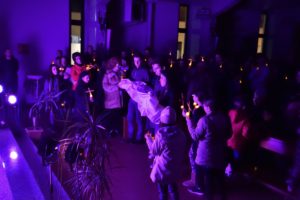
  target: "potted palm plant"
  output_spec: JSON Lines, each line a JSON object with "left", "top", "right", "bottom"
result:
{"left": 58, "top": 112, "right": 111, "bottom": 200}
{"left": 26, "top": 90, "right": 65, "bottom": 139}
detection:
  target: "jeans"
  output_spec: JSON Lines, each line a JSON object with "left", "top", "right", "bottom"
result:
{"left": 157, "top": 183, "right": 179, "bottom": 200}
{"left": 188, "top": 140, "right": 199, "bottom": 173}
{"left": 195, "top": 165, "right": 227, "bottom": 200}
{"left": 127, "top": 99, "right": 144, "bottom": 140}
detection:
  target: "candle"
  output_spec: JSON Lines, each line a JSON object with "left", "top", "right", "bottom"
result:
{"left": 240, "top": 66, "right": 244, "bottom": 72}
{"left": 186, "top": 112, "right": 190, "bottom": 117}
{"left": 188, "top": 59, "right": 193, "bottom": 67}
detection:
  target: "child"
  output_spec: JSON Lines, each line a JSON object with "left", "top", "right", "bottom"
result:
{"left": 145, "top": 106, "right": 186, "bottom": 200}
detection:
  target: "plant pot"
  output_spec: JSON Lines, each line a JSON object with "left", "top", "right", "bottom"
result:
{"left": 25, "top": 127, "right": 43, "bottom": 140}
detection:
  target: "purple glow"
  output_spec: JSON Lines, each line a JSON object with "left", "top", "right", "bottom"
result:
{"left": 0, "top": 85, "right": 3, "bottom": 93}
{"left": 9, "top": 151, "right": 18, "bottom": 160}
{"left": 8, "top": 95, "right": 17, "bottom": 105}
{"left": 2, "top": 161, "right": 5, "bottom": 168}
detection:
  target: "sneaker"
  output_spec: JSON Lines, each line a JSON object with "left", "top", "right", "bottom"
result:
{"left": 182, "top": 179, "right": 194, "bottom": 187}
{"left": 188, "top": 187, "right": 204, "bottom": 196}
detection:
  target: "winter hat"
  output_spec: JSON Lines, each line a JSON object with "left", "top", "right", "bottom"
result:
{"left": 160, "top": 106, "right": 176, "bottom": 125}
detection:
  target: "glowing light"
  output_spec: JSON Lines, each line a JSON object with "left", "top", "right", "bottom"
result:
{"left": 185, "top": 112, "right": 190, "bottom": 117}
{"left": 266, "top": 63, "right": 268, "bottom": 67}
{"left": 180, "top": 105, "right": 184, "bottom": 110}
{"left": 219, "top": 64, "right": 223, "bottom": 69}
{"left": 169, "top": 51, "right": 172, "bottom": 56}
{"left": 188, "top": 59, "right": 193, "bottom": 67}
{"left": 239, "top": 80, "right": 243, "bottom": 84}
{"left": 240, "top": 67, "right": 244, "bottom": 72}
{"left": 8, "top": 95, "right": 17, "bottom": 105}
{"left": 256, "top": 67, "right": 260, "bottom": 71}
{"left": 170, "top": 60, "right": 173, "bottom": 68}
{"left": 201, "top": 56, "right": 205, "bottom": 62}
{"left": 9, "top": 151, "right": 18, "bottom": 160}
{"left": 284, "top": 75, "right": 288, "bottom": 80}
{"left": 2, "top": 162, "right": 5, "bottom": 168}
{"left": 51, "top": 60, "right": 55, "bottom": 64}
{"left": 0, "top": 84, "right": 3, "bottom": 93}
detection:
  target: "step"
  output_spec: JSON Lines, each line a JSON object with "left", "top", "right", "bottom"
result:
{"left": 0, "top": 128, "right": 70, "bottom": 200}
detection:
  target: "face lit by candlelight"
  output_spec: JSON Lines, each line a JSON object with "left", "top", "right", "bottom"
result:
{"left": 82, "top": 74, "right": 90, "bottom": 83}
{"left": 152, "top": 63, "right": 162, "bottom": 76}
{"left": 51, "top": 66, "right": 58, "bottom": 75}
{"left": 133, "top": 57, "right": 141, "bottom": 68}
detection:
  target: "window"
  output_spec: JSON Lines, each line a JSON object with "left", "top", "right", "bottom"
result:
{"left": 257, "top": 13, "right": 267, "bottom": 53}
{"left": 70, "top": 0, "right": 84, "bottom": 64}
{"left": 177, "top": 5, "right": 188, "bottom": 59}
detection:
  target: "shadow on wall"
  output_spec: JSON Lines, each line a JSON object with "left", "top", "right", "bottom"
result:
{"left": 17, "top": 35, "right": 43, "bottom": 101}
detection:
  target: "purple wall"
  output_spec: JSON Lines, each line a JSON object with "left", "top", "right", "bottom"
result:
{"left": 0, "top": 0, "right": 69, "bottom": 96}
{"left": 153, "top": 1, "right": 179, "bottom": 57}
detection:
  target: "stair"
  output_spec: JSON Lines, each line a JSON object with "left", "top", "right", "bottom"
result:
{"left": 0, "top": 128, "right": 70, "bottom": 200}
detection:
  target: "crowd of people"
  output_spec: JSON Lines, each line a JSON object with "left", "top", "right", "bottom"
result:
{"left": 1, "top": 46, "right": 299, "bottom": 199}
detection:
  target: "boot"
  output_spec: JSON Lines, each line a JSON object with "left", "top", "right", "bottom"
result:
{"left": 182, "top": 171, "right": 196, "bottom": 187}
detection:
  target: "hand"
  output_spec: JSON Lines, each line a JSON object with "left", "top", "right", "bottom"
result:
{"left": 144, "top": 132, "right": 152, "bottom": 140}
{"left": 181, "top": 109, "right": 190, "bottom": 118}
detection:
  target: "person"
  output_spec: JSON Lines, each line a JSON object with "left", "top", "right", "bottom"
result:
{"left": 145, "top": 106, "right": 186, "bottom": 200}
{"left": 182, "top": 99, "right": 231, "bottom": 199}
{"left": 102, "top": 57, "right": 123, "bottom": 136}
{"left": 226, "top": 96, "right": 252, "bottom": 175}
{"left": 42, "top": 63, "right": 61, "bottom": 94}
{"left": 182, "top": 92, "right": 206, "bottom": 188}
{"left": 70, "top": 52, "right": 85, "bottom": 90}
{"left": 73, "top": 71, "right": 93, "bottom": 121}
{"left": 0, "top": 48, "right": 19, "bottom": 93}
{"left": 126, "top": 53, "right": 150, "bottom": 143}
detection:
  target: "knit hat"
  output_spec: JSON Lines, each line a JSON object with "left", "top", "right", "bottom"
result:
{"left": 160, "top": 106, "right": 176, "bottom": 125}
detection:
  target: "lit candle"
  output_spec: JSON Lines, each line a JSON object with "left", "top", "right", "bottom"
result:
{"left": 188, "top": 58, "right": 193, "bottom": 67}
{"left": 284, "top": 75, "right": 288, "bottom": 80}
{"left": 201, "top": 56, "right": 205, "bottom": 62}
{"left": 186, "top": 112, "right": 190, "bottom": 117}
{"left": 239, "top": 79, "right": 243, "bottom": 84}
{"left": 170, "top": 60, "right": 173, "bottom": 68}
{"left": 219, "top": 64, "right": 223, "bottom": 69}
{"left": 180, "top": 105, "right": 184, "bottom": 110}
{"left": 240, "top": 66, "right": 244, "bottom": 72}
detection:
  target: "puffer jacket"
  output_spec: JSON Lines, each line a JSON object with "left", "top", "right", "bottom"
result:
{"left": 149, "top": 126, "right": 186, "bottom": 183}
